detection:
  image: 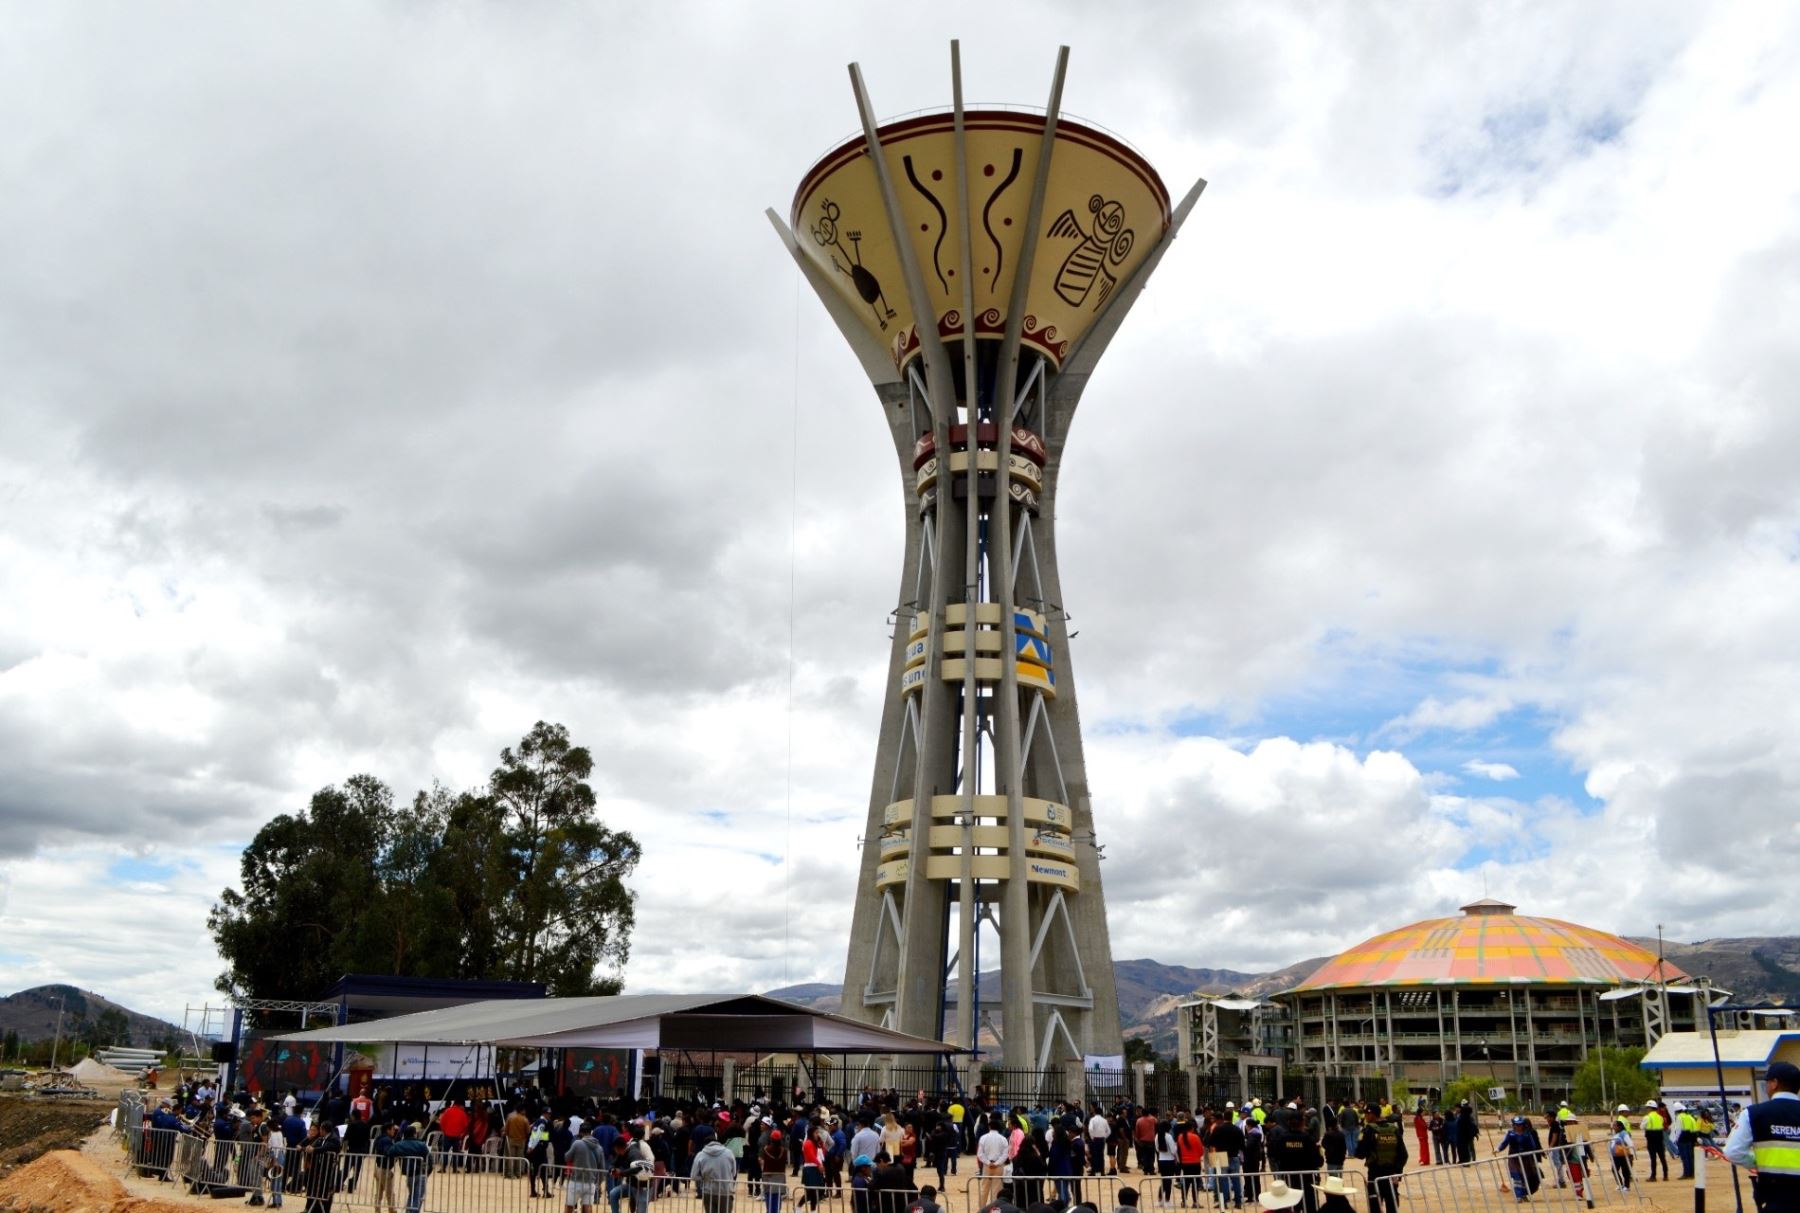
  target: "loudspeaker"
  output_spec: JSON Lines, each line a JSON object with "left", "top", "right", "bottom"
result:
{"left": 640, "top": 1056, "right": 661, "bottom": 1077}
{"left": 211, "top": 1041, "right": 237, "bottom": 1063}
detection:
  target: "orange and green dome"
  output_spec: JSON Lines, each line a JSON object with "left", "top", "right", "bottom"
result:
{"left": 1289, "top": 900, "right": 1687, "bottom": 992}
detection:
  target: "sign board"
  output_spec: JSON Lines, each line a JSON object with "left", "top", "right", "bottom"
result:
{"left": 345, "top": 1043, "right": 485, "bottom": 1080}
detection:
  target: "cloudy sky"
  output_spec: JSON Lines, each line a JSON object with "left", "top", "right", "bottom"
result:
{"left": 3, "top": 1, "right": 1798, "bottom": 1028}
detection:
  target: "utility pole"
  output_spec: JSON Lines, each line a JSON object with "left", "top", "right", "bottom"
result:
{"left": 48, "top": 992, "right": 67, "bottom": 1071}
{"left": 1596, "top": 992, "right": 1610, "bottom": 1111}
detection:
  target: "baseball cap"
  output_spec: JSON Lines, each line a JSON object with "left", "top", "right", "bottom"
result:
{"left": 854, "top": 1154, "right": 874, "bottom": 1168}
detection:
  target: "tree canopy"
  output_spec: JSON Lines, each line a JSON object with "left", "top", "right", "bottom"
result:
{"left": 76, "top": 1008, "right": 130, "bottom": 1049}
{"left": 1571, "top": 1045, "right": 1658, "bottom": 1111}
{"left": 208, "top": 722, "right": 640, "bottom": 1004}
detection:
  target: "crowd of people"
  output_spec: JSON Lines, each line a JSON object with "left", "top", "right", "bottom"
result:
{"left": 128, "top": 1079, "right": 1446, "bottom": 1213}
{"left": 131, "top": 1077, "right": 1698, "bottom": 1213}
{"left": 1599, "top": 1095, "right": 1719, "bottom": 1192}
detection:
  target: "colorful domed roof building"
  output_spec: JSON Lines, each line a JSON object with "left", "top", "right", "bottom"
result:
{"left": 1291, "top": 898, "right": 1681, "bottom": 991}
{"left": 1276, "top": 899, "right": 1700, "bottom": 1105}
{"left": 1174, "top": 899, "right": 1709, "bottom": 1109}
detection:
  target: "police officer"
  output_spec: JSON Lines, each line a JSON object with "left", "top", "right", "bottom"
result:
{"left": 1724, "top": 1060, "right": 1800, "bottom": 1213}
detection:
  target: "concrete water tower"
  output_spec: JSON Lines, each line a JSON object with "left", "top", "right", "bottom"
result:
{"left": 768, "top": 44, "right": 1204, "bottom": 1086}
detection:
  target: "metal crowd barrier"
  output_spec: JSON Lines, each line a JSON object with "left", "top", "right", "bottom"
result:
{"left": 118, "top": 1127, "right": 873, "bottom": 1213}
{"left": 1397, "top": 1143, "right": 1648, "bottom": 1213}
{"left": 964, "top": 1167, "right": 1366, "bottom": 1212}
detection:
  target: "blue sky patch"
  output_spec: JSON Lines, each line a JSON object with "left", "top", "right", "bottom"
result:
{"left": 107, "top": 855, "right": 181, "bottom": 883}
{"left": 1165, "top": 648, "right": 1596, "bottom": 816}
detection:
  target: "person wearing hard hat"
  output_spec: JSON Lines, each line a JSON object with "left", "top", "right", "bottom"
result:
{"left": 1556, "top": 1100, "right": 1576, "bottom": 1125}
{"left": 1641, "top": 1101, "right": 1669, "bottom": 1181}
{"left": 1723, "top": 1060, "right": 1800, "bottom": 1213}
{"left": 1250, "top": 1099, "right": 1266, "bottom": 1127}
{"left": 1674, "top": 1102, "right": 1700, "bottom": 1179}
{"left": 1608, "top": 1113, "right": 1636, "bottom": 1193}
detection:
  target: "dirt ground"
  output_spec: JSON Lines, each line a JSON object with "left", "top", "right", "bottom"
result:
{"left": 0, "top": 1146, "right": 197, "bottom": 1213}
{"left": 0, "top": 1096, "right": 115, "bottom": 1176}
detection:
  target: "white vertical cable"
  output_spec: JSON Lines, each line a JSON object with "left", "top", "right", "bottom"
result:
{"left": 785, "top": 266, "right": 802, "bottom": 986}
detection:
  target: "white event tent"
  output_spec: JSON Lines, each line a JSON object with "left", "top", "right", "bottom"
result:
{"left": 273, "top": 993, "right": 960, "bottom": 1055}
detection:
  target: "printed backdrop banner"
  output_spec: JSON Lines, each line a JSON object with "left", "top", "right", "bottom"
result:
{"left": 346, "top": 1042, "right": 485, "bottom": 1080}
{"left": 1084, "top": 1054, "right": 1125, "bottom": 1072}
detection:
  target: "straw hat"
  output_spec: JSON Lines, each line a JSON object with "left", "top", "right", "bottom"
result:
{"left": 1320, "top": 1177, "right": 1351, "bottom": 1197}
{"left": 1259, "top": 1181, "right": 1303, "bottom": 1210}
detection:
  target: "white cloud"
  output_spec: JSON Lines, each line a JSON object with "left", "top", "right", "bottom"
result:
{"left": 1463, "top": 760, "right": 1522, "bottom": 782}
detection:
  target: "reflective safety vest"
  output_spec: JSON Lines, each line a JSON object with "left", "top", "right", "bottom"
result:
{"left": 1252, "top": 1107, "right": 1267, "bottom": 1125}
{"left": 1557, "top": 1108, "right": 1576, "bottom": 1123}
{"left": 1748, "top": 1097, "right": 1800, "bottom": 1213}
{"left": 1679, "top": 1111, "right": 1699, "bottom": 1134}
{"left": 1644, "top": 1111, "right": 1666, "bottom": 1133}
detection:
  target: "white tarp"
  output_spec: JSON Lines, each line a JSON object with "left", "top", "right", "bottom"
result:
{"left": 272, "top": 993, "right": 960, "bottom": 1055}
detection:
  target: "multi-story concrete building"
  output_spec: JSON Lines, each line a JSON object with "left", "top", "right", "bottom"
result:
{"left": 1173, "top": 994, "right": 1292, "bottom": 1104}
{"left": 1174, "top": 900, "right": 1712, "bottom": 1106}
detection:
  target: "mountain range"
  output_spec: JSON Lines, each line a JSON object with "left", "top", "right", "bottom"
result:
{"left": 7, "top": 936, "right": 1793, "bottom": 1059}
{"left": 0, "top": 984, "right": 188, "bottom": 1049}
{"left": 765, "top": 957, "right": 1329, "bottom": 1054}
{"left": 770, "top": 937, "right": 1800, "bottom": 1055}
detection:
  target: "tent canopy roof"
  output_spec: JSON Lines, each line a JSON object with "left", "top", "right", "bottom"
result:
{"left": 272, "top": 993, "right": 961, "bottom": 1054}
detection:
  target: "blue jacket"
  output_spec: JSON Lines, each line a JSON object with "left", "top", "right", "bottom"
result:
{"left": 389, "top": 1138, "right": 432, "bottom": 1176}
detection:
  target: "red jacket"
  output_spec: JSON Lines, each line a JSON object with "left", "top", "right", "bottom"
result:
{"left": 439, "top": 1105, "right": 470, "bottom": 1140}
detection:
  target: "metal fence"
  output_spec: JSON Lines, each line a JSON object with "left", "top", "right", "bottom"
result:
{"left": 1398, "top": 1142, "right": 1647, "bottom": 1213}
{"left": 114, "top": 1117, "right": 1644, "bottom": 1213}
{"left": 653, "top": 1062, "right": 1134, "bottom": 1113}
{"left": 971, "top": 1068, "right": 1100, "bottom": 1108}
{"left": 117, "top": 1124, "right": 871, "bottom": 1213}
{"left": 658, "top": 1062, "right": 973, "bottom": 1109}
{"left": 965, "top": 1167, "right": 1366, "bottom": 1212}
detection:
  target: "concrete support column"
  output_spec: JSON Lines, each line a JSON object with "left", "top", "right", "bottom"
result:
{"left": 1064, "top": 1058, "right": 1087, "bottom": 1108}
{"left": 722, "top": 1058, "right": 736, "bottom": 1103}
